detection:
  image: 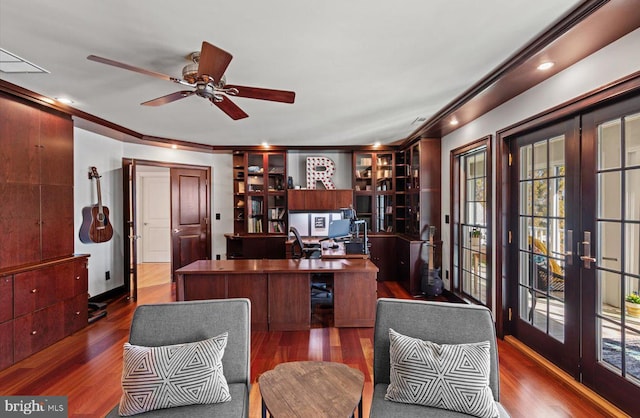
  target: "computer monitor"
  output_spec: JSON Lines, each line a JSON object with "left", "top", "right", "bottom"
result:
{"left": 326, "top": 219, "right": 351, "bottom": 240}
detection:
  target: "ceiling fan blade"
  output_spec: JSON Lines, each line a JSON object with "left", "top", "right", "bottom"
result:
{"left": 141, "top": 91, "right": 194, "bottom": 106}
{"left": 211, "top": 97, "right": 249, "bottom": 120}
{"left": 198, "top": 42, "right": 233, "bottom": 83}
{"left": 226, "top": 85, "right": 296, "bottom": 103}
{"left": 88, "top": 54, "right": 180, "bottom": 82}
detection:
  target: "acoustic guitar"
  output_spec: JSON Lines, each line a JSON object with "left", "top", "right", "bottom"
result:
{"left": 79, "top": 166, "right": 114, "bottom": 243}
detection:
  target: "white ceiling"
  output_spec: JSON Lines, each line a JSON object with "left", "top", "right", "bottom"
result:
{"left": 0, "top": 0, "right": 581, "bottom": 147}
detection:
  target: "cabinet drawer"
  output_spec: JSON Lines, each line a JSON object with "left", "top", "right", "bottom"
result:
{"left": 14, "top": 269, "right": 58, "bottom": 317}
{"left": 73, "top": 259, "right": 89, "bottom": 296}
{"left": 14, "top": 303, "right": 64, "bottom": 362}
{"left": 0, "top": 276, "right": 13, "bottom": 322}
{"left": 0, "top": 320, "right": 13, "bottom": 370}
{"left": 64, "top": 293, "right": 88, "bottom": 335}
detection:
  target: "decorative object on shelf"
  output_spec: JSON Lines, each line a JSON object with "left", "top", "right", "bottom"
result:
{"left": 287, "top": 176, "right": 294, "bottom": 189}
{"left": 626, "top": 292, "right": 640, "bottom": 318}
{"left": 306, "top": 156, "right": 336, "bottom": 189}
{"left": 79, "top": 166, "right": 114, "bottom": 243}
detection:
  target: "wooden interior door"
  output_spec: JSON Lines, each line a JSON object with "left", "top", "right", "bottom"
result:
{"left": 170, "top": 167, "right": 211, "bottom": 277}
{"left": 122, "top": 159, "right": 138, "bottom": 300}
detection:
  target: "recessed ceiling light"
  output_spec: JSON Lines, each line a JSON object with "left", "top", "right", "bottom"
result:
{"left": 537, "top": 61, "right": 555, "bottom": 71}
{"left": 450, "top": 118, "right": 459, "bottom": 126}
{"left": 55, "top": 97, "right": 73, "bottom": 104}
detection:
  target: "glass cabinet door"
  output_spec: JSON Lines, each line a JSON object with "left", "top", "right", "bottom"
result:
{"left": 376, "top": 194, "right": 394, "bottom": 232}
{"left": 267, "top": 152, "right": 286, "bottom": 233}
{"left": 376, "top": 153, "right": 394, "bottom": 192}
{"left": 355, "top": 153, "right": 373, "bottom": 192}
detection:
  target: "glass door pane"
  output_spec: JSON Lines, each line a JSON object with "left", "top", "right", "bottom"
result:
{"left": 518, "top": 135, "right": 566, "bottom": 342}
{"left": 596, "top": 112, "right": 640, "bottom": 382}
{"left": 376, "top": 194, "right": 394, "bottom": 233}
{"left": 376, "top": 153, "right": 394, "bottom": 192}
{"left": 459, "top": 148, "right": 488, "bottom": 304}
{"left": 355, "top": 153, "right": 373, "bottom": 192}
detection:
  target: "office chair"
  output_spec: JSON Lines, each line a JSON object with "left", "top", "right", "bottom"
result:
{"left": 289, "top": 226, "right": 321, "bottom": 259}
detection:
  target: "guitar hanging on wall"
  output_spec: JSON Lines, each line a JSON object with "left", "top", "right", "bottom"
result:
{"left": 79, "top": 166, "right": 114, "bottom": 243}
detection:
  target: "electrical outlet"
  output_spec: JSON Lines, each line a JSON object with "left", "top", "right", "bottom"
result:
{"left": 216, "top": 254, "right": 221, "bottom": 260}
{"left": 215, "top": 213, "right": 221, "bottom": 220}
{"left": 105, "top": 271, "right": 111, "bottom": 280}
{"left": 445, "top": 270, "right": 449, "bottom": 279}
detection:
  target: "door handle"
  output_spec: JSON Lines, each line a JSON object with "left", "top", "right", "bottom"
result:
{"left": 174, "top": 229, "right": 181, "bottom": 233}
{"left": 565, "top": 229, "right": 573, "bottom": 266}
{"left": 580, "top": 231, "right": 596, "bottom": 269}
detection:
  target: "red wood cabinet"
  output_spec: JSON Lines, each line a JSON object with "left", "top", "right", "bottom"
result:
{"left": 0, "top": 256, "right": 89, "bottom": 369}
{"left": 0, "top": 94, "right": 83, "bottom": 371}
{"left": 287, "top": 190, "right": 353, "bottom": 211}
{"left": 0, "top": 276, "right": 13, "bottom": 323}
{"left": 0, "top": 320, "right": 13, "bottom": 370}
{"left": 368, "top": 235, "right": 397, "bottom": 281}
{"left": 0, "top": 95, "right": 74, "bottom": 269}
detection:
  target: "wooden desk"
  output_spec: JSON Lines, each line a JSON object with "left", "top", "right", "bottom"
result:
{"left": 259, "top": 361, "right": 364, "bottom": 418}
{"left": 175, "top": 259, "right": 378, "bottom": 331}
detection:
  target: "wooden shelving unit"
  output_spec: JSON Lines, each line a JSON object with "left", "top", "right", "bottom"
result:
{"left": 233, "top": 151, "right": 287, "bottom": 235}
{"left": 227, "top": 150, "right": 288, "bottom": 259}
{"left": 353, "top": 151, "right": 395, "bottom": 233}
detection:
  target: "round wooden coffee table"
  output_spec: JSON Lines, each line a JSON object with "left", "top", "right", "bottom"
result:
{"left": 259, "top": 361, "right": 364, "bottom": 418}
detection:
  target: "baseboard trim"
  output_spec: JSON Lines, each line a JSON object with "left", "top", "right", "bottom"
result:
{"left": 89, "top": 285, "right": 127, "bottom": 303}
{"left": 504, "top": 336, "right": 629, "bottom": 418}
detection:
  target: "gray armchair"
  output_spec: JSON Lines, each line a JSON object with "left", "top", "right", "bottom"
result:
{"left": 370, "top": 298, "right": 509, "bottom": 417}
{"left": 106, "top": 298, "right": 251, "bottom": 418}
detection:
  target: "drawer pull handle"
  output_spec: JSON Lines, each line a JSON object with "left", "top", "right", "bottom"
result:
{"left": 31, "top": 288, "right": 37, "bottom": 293}
{"left": 75, "top": 311, "right": 80, "bottom": 315}
{"left": 75, "top": 276, "right": 80, "bottom": 280}
{"left": 31, "top": 330, "right": 37, "bottom": 335}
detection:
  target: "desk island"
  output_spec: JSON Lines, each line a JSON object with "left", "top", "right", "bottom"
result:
{"left": 175, "top": 259, "right": 378, "bottom": 331}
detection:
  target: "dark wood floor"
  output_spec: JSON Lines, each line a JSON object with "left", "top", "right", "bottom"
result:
{"left": 0, "top": 266, "right": 627, "bottom": 417}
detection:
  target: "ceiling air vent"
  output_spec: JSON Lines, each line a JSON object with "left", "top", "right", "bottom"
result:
{"left": 0, "top": 48, "right": 49, "bottom": 73}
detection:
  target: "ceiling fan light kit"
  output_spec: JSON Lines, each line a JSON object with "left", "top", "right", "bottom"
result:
{"left": 87, "top": 41, "right": 295, "bottom": 120}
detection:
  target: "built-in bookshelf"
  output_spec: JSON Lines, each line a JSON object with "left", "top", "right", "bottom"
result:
{"left": 233, "top": 150, "right": 287, "bottom": 235}
{"left": 233, "top": 152, "right": 246, "bottom": 234}
{"left": 353, "top": 151, "right": 395, "bottom": 233}
{"left": 395, "top": 139, "right": 441, "bottom": 240}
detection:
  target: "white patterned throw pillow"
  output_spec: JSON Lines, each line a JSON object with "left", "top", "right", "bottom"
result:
{"left": 385, "top": 328, "right": 499, "bottom": 418}
{"left": 118, "top": 332, "right": 231, "bottom": 416}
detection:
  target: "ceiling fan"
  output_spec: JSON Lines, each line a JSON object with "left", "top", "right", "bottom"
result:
{"left": 87, "top": 41, "right": 295, "bottom": 120}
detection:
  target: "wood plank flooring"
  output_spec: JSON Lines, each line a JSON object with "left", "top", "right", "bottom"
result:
{"left": 0, "top": 263, "right": 626, "bottom": 417}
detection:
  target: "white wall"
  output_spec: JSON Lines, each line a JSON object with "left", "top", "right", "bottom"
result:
{"left": 440, "top": 28, "right": 640, "bottom": 308}
{"left": 74, "top": 130, "right": 233, "bottom": 297}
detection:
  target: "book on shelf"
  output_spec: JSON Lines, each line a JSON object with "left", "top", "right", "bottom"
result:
{"left": 269, "top": 207, "right": 286, "bottom": 220}
{"left": 237, "top": 182, "right": 245, "bottom": 193}
{"left": 248, "top": 218, "right": 263, "bottom": 233}
{"left": 269, "top": 221, "right": 284, "bottom": 233}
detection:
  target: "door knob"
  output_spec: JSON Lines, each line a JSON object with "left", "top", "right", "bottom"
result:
{"left": 580, "top": 231, "right": 596, "bottom": 269}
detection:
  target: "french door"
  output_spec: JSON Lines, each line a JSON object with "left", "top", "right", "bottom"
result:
{"left": 508, "top": 95, "right": 640, "bottom": 415}
{"left": 509, "top": 118, "right": 581, "bottom": 375}
{"left": 581, "top": 96, "right": 640, "bottom": 414}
